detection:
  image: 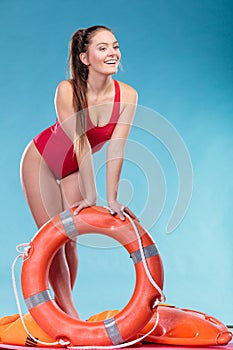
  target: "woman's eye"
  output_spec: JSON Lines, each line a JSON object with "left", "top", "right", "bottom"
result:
{"left": 99, "top": 47, "right": 106, "bottom": 51}
{"left": 114, "top": 45, "right": 120, "bottom": 50}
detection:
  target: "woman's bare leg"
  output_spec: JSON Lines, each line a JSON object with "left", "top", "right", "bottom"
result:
{"left": 49, "top": 246, "right": 79, "bottom": 317}
{"left": 20, "top": 142, "right": 63, "bottom": 227}
{"left": 20, "top": 142, "right": 79, "bottom": 318}
{"left": 60, "top": 171, "right": 83, "bottom": 289}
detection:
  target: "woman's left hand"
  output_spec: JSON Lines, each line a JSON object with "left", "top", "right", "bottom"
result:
{"left": 108, "top": 200, "right": 139, "bottom": 221}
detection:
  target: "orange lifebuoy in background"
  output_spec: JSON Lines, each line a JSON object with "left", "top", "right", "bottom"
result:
{"left": 139, "top": 305, "right": 233, "bottom": 346}
{"left": 21, "top": 206, "right": 164, "bottom": 346}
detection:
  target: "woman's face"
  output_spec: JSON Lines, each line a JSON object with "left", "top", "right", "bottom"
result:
{"left": 84, "top": 29, "right": 121, "bottom": 76}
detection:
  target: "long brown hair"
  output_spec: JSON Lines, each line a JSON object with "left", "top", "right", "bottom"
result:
{"left": 68, "top": 25, "right": 113, "bottom": 150}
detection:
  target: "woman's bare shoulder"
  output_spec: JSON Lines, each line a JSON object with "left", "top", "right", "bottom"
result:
{"left": 55, "top": 80, "right": 74, "bottom": 110}
{"left": 117, "top": 80, "right": 138, "bottom": 104}
{"left": 56, "top": 79, "right": 73, "bottom": 97}
{"left": 54, "top": 80, "right": 76, "bottom": 120}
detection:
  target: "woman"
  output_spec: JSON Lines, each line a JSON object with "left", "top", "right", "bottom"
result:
{"left": 20, "top": 25, "right": 138, "bottom": 318}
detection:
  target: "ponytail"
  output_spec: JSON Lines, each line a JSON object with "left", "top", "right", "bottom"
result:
{"left": 68, "top": 25, "right": 112, "bottom": 151}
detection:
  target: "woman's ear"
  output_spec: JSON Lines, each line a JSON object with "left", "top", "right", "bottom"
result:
{"left": 80, "top": 52, "right": 89, "bottom": 66}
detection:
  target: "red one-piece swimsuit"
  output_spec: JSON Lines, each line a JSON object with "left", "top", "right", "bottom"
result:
{"left": 33, "top": 80, "right": 120, "bottom": 179}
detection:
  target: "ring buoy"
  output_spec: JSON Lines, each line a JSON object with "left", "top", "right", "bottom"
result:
{"left": 21, "top": 206, "right": 164, "bottom": 346}
{"left": 139, "top": 305, "right": 233, "bottom": 346}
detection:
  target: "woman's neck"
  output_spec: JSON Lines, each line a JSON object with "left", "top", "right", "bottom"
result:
{"left": 87, "top": 74, "right": 114, "bottom": 97}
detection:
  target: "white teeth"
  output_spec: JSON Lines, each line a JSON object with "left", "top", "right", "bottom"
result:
{"left": 105, "top": 60, "right": 117, "bottom": 64}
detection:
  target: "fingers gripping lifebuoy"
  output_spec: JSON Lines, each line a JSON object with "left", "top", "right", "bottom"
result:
{"left": 21, "top": 206, "right": 164, "bottom": 346}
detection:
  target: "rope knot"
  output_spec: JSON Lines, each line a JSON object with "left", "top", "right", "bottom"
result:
{"left": 16, "top": 243, "right": 31, "bottom": 258}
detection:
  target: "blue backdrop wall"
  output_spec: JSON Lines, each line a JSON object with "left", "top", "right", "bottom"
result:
{"left": 0, "top": 0, "right": 232, "bottom": 324}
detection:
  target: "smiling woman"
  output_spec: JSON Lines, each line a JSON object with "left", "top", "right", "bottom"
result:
{"left": 20, "top": 25, "right": 138, "bottom": 319}
{"left": 81, "top": 30, "right": 121, "bottom": 76}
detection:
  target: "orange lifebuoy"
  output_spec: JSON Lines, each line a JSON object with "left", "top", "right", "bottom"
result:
{"left": 21, "top": 206, "right": 164, "bottom": 346}
{"left": 139, "top": 305, "right": 233, "bottom": 346}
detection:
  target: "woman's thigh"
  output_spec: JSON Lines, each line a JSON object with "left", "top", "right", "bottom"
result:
{"left": 60, "top": 171, "right": 83, "bottom": 210}
{"left": 20, "top": 141, "right": 63, "bottom": 228}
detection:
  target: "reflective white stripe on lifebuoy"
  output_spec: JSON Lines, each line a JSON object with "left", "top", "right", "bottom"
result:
{"left": 104, "top": 317, "right": 123, "bottom": 345}
{"left": 60, "top": 210, "right": 79, "bottom": 239}
{"left": 130, "top": 244, "right": 159, "bottom": 264}
{"left": 25, "top": 290, "right": 53, "bottom": 310}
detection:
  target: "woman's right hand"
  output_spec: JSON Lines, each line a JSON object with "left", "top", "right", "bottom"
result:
{"left": 72, "top": 198, "right": 96, "bottom": 215}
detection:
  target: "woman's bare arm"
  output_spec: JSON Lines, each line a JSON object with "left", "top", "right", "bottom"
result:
{"left": 106, "top": 84, "right": 138, "bottom": 220}
{"left": 55, "top": 80, "right": 97, "bottom": 212}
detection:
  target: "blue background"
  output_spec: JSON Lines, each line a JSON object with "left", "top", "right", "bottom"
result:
{"left": 0, "top": 0, "right": 232, "bottom": 324}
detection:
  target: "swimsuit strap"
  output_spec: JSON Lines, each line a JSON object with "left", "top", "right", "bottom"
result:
{"left": 110, "top": 80, "right": 120, "bottom": 123}
{"left": 114, "top": 79, "right": 120, "bottom": 102}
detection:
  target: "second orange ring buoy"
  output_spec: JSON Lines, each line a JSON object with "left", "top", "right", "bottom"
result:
{"left": 21, "top": 206, "right": 164, "bottom": 346}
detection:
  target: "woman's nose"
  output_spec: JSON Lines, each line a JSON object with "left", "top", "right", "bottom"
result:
{"left": 107, "top": 47, "right": 116, "bottom": 56}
